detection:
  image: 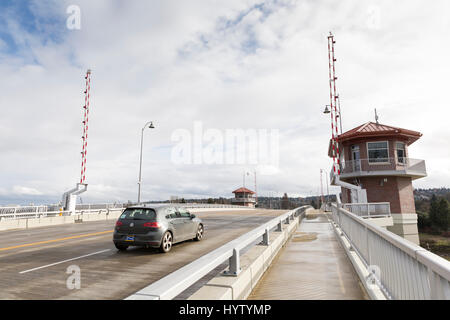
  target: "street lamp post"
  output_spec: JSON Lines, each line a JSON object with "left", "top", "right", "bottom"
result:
{"left": 137, "top": 121, "right": 155, "bottom": 204}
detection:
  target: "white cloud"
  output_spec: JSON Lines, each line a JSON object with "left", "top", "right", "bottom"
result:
{"left": 0, "top": 0, "right": 449, "bottom": 205}
{"left": 12, "top": 186, "right": 43, "bottom": 196}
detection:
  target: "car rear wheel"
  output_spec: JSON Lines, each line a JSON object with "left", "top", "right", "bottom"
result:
{"left": 160, "top": 231, "right": 173, "bottom": 253}
{"left": 115, "top": 244, "right": 129, "bottom": 251}
{"left": 194, "top": 224, "right": 204, "bottom": 241}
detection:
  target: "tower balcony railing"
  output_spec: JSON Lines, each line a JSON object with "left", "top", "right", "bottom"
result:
{"left": 343, "top": 202, "right": 391, "bottom": 218}
{"left": 231, "top": 197, "right": 256, "bottom": 203}
{"left": 338, "top": 158, "right": 427, "bottom": 178}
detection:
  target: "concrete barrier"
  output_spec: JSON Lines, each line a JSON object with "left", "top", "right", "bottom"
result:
{"left": 107, "top": 211, "right": 122, "bottom": 220}
{"left": 24, "top": 216, "right": 74, "bottom": 229}
{"left": 80, "top": 212, "right": 108, "bottom": 222}
{"left": 188, "top": 215, "right": 301, "bottom": 300}
{"left": 0, "top": 219, "right": 25, "bottom": 231}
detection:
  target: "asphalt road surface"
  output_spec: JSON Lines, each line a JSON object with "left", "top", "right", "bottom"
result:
{"left": 0, "top": 209, "right": 287, "bottom": 300}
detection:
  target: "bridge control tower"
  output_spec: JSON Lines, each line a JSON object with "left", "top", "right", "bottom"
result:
{"left": 232, "top": 187, "right": 256, "bottom": 208}
{"left": 329, "top": 121, "right": 427, "bottom": 244}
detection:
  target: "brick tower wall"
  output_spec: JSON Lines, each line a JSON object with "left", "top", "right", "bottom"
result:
{"left": 359, "top": 176, "right": 416, "bottom": 214}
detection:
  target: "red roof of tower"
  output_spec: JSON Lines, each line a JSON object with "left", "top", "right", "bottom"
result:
{"left": 232, "top": 187, "right": 255, "bottom": 194}
{"left": 328, "top": 122, "right": 423, "bottom": 157}
{"left": 338, "top": 122, "right": 422, "bottom": 144}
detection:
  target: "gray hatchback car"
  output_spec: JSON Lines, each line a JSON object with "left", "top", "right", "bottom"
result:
{"left": 113, "top": 205, "right": 204, "bottom": 253}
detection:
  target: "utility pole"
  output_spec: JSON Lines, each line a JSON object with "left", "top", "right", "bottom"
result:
{"left": 320, "top": 169, "right": 324, "bottom": 208}
{"left": 254, "top": 170, "right": 257, "bottom": 206}
{"left": 137, "top": 121, "right": 155, "bottom": 204}
{"left": 269, "top": 193, "right": 271, "bottom": 209}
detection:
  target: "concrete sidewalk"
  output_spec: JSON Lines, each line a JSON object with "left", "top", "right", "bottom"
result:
{"left": 248, "top": 210, "right": 368, "bottom": 300}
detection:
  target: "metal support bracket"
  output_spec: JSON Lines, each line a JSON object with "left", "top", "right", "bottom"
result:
{"left": 262, "top": 228, "right": 270, "bottom": 245}
{"left": 276, "top": 220, "right": 283, "bottom": 232}
{"left": 223, "top": 248, "right": 241, "bottom": 276}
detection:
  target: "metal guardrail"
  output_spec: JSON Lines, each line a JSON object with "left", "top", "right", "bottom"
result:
{"left": 343, "top": 203, "right": 391, "bottom": 218}
{"left": 126, "top": 206, "right": 311, "bottom": 300}
{"left": 331, "top": 203, "right": 450, "bottom": 300}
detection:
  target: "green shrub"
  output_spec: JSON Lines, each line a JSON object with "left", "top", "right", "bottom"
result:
{"left": 417, "top": 211, "right": 431, "bottom": 231}
{"left": 428, "top": 196, "right": 450, "bottom": 232}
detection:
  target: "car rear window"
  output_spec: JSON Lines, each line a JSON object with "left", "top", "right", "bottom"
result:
{"left": 120, "top": 208, "right": 156, "bottom": 220}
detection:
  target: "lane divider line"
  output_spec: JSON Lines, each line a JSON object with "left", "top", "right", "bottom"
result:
{"left": 19, "top": 249, "right": 111, "bottom": 274}
{"left": 0, "top": 230, "right": 113, "bottom": 252}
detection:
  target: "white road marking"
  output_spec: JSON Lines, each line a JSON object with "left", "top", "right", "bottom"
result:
{"left": 19, "top": 249, "right": 111, "bottom": 274}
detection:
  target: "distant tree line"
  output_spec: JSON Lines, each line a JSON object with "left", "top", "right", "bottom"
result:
{"left": 417, "top": 194, "right": 450, "bottom": 235}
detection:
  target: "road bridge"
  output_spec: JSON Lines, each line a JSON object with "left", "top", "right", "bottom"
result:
{"left": 1, "top": 204, "right": 449, "bottom": 300}
{"left": 0, "top": 208, "right": 287, "bottom": 299}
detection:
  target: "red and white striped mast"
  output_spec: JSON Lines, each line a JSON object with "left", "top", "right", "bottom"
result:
{"left": 327, "top": 32, "right": 342, "bottom": 176}
{"left": 80, "top": 69, "right": 92, "bottom": 185}
{"left": 61, "top": 69, "right": 92, "bottom": 213}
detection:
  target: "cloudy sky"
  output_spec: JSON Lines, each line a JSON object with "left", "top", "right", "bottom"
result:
{"left": 1, "top": 0, "right": 449, "bottom": 205}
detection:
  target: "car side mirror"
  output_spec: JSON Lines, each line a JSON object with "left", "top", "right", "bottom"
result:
{"left": 190, "top": 214, "right": 196, "bottom": 219}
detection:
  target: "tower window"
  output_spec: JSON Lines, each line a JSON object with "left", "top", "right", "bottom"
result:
{"left": 367, "top": 141, "right": 389, "bottom": 163}
{"left": 396, "top": 142, "right": 406, "bottom": 164}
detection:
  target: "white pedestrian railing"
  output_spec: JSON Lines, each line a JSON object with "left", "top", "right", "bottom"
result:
{"left": 181, "top": 203, "right": 250, "bottom": 209}
{"left": 231, "top": 198, "right": 256, "bottom": 203}
{"left": 343, "top": 202, "right": 391, "bottom": 218}
{"left": 0, "top": 205, "right": 50, "bottom": 216}
{"left": 0, "top": 207, "right": 125, "bottom": 221}
{"left": 75, "top": 203, "right": 125, "bottom": 210}
{"left": 0, "top": 203, "right": 126, "bottom": 216}
{"left": 0, "top": 203, "right": 253, "bottom": 221}
{"left": 331, "top": 203, "right": 450, "bottom": 300}
{"left": 0, "top": 211, "right": 70, "bottom": 220}
{"left": 126, "top": 206, "right": 311, "bottom": 300}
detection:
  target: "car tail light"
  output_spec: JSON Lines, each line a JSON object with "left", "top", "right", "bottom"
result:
{"left": 116, "top": 221, "right": 123, "bottom": 227}
{"left": 143, "top": 222, "right": 160, "bottom": 228}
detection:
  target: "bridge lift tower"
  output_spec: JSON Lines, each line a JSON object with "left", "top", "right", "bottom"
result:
{"left": 61, "top": 70, "right": 92, "bottom": 214}
{"left": 325, "top": 33, "right": 367, "bottom": 203}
